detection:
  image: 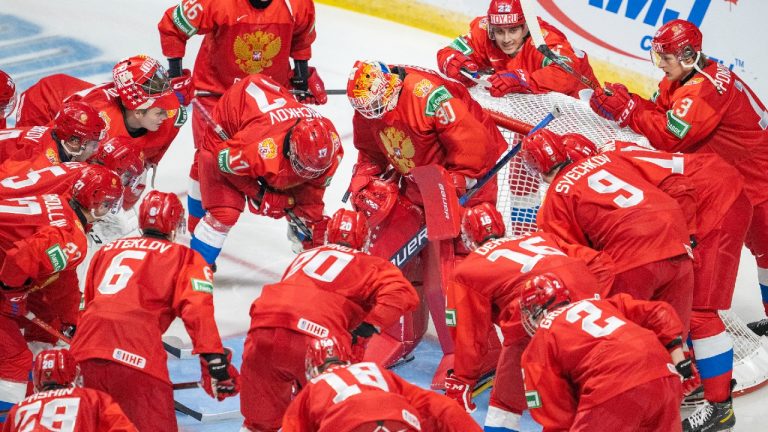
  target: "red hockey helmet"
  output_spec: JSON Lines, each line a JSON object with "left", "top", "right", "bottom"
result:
{"left": 289, "top": 118, "right": 339, "bottom": 179}
{"left": 53, "top": 101, "right": 106, "bottom": 159}
{"left": 520, "top": 129, "right": 568, "bottom": 178}
{"left": 32, "top": 349, "right": 79, "bottom": 392}
{"left": 0, "top": 70, "right": 16, "bottom": 120}
{"left": 71, "top": 165, "right": 124, "bottom": 220}
{"left": 347, "top": 60, "right": 403, "bottom": 119}
{"left": 305, "top": 337, "right": 351, "bottom": 381}
{"left": 650, "top": 19, "right": 703, "bottom": 67}
{"left": 326, "top": 209, "right": 370, "bottom": 251}
{"left": 461, "top": 202, "right": 506, "bottom": 250}
{"left": 488, "top": 0, "right": 525, "bottom": 28}
{"left": 139, "top": 190, "right": 185, "bottom": 237}
{"left": 561, "top": 133, "right": 598, "bottom": 163}
{"left": 350, "top": 178, "right": 399, "bottom": 228}
{"left": 112, "top": 55, "right": 172, "bottom": 110}
{"left": 91, "top": 136, "right": 145, "bottom": 187}
{"left": 519, "top": 273, "right": 572, "bottom": 336}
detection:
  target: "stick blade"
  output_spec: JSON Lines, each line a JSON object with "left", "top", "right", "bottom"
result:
{"left": 410, "top": 165, "right": 461, "bottom": 241}
{"left": 520, "top": 0, "right": 546, "bottom": 48}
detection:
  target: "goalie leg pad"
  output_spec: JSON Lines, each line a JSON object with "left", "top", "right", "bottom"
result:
{"left": 191, "top": 209, "right": 237, "bottom": 265}
{"left": 690, "top": 310, "right": 733, "bottom": 403}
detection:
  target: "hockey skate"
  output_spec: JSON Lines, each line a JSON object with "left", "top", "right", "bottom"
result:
{"left": 747, "top": 318, "right": 768, "bottom": 337}
{"left": 682, "top": 398, "right": 735, "bottom": 432}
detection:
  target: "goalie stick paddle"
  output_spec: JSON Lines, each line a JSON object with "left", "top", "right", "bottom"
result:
{"left": 389, "top": 106, "right": 561, "bottom": 268}
{"left": 190, "top": 98, "right": 314, "bottom": 241}
{"left": 519, "top": 0, "right": 608, "bottom": 95}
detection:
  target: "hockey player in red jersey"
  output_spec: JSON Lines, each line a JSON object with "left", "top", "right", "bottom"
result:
{"left": 595, "top": 137, "right": 746, "bottom": 431}
{"left": 0, "top": 101, "right": 105, "bottom": 168}
{"left": 15, "top": 74, "right": 92, "bottom": 127}
{"left": 518, "top": 274, "right": 688, "bottom": 432}
{"left": 282, "top": 337, "right": 482, "bottom": 432}
{"left": 520, "top": 129, "right": 694, "bottom": 335}
{"left": 240, "top": 209, "right": 419, "bottom": 432}
{"left": 2, "top": 349, "right": 137, "bottom": 432}
{"left": 0, "top": 70, "right": 16, "bottom": 129}
{"left": 70, "top": 191, "right": 238, "bottom": 431}
{"left": 445, "top": 203, "right": 613, "bottom": 430}
{"left": 589, "top": 19, "right": 768, "bottom": 337}
{"left": 0, "top": 166, "right": 123, "bottom": 416}
{"left": 190, "top": 74, "right": 341, "bottom": 266}
{"left": 437, "top": 0, "right": 597, "bottom": 99}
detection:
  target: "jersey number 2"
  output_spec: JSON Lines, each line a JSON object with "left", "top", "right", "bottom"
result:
{"left": 14, "top": 398, "right": 81, "bottom": 432}
{"left": 566, "top": 301, "right": 626, "bottom": 338}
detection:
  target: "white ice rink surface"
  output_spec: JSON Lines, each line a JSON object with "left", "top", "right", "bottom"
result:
{"left": 2, "top": 0, "right": 767, "bottom": 430}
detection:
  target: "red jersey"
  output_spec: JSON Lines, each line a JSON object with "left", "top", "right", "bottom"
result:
{"left": 158, "top": 0, "right": 316, "bottom": 94}
{"left": 603, "top": 140, "right": 744, "bottom": 239}
{"left": 0, "top": 126, "right": 63, "bottom": 169}
{"left": 449, "top": 231, "right": 614, "bottom": 384}
{"left": 70, "top": 237, "right": 223, "bottom": 383}
{"left": 249, "top": 244, "right": 418, "bottom": 348}
{"left": 627, "top": 61, "right": 768, "bottom": 206}
{"left": 0, "top": 162, "right": 86, "bottom": 200}
{"left": 283, "top": 362, "right": 481, "bottom": 432}
{"left": 437, "top": 18, "right": 597, "bottom": 98}
{"left": 521, "top": 294, "right": 682, "bottom": 431}
{"left": 15, "top": 74, "right": 92, "bottom": 127}
{"left": 65, "top": 83, "right": 185, "bottom": 165}
{"left": 0, "top": 194, "right": 87, "bottom": 287}
{"left": 536, "top": 153, "right": 690, "bottom": 274}
{"left": 2, "top": 386, "right": 137, "bottom": 432}
{"left": 211, "top": 74, "right": 342, "bottom": 221}
{"left": 353, "top": 66, "right": 506, "bottom": 181}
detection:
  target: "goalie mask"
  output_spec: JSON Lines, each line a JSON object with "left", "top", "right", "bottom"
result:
{"left": 650, "top": 19, "right": 702, "bottom": 68}
{"left": 113, "top": 55, "right": 173, "bottom": 110}
{"left": 53, "top": 101, "right": 106, "bottom": 161}
{"left": 326, "top": 209, "right": 370, "bottom": 251}
{"left": 139, "top": 190, "right": 185, "bottom": 237}
{"left": 460, "top": 202, "right": 506, "bottom": 250}
{"left": 33, "top": 349, "right": 80, "bottom": 392}
{"left": 0, "top": 70, "right": 16, "bottom": 120}
{"left": 305, "top": 337, "right": 351, "bottom": 381}
{"left": 520, "top": 129, "right": 568, "bottom": 179}
{"left": 519, "top": 273, "right": 572, "bottom": 337}
{"left": 347, "top": 60, "right": 403, "bottom": 120}
{"left": 72, "top": 165, "right": 124, "bottom": 220}
{"left": 288, "top": 118, "right": 338, "bottom": 179}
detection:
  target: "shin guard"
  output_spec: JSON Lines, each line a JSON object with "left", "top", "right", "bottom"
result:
{"left": 690, "top": 310, "right": 734, "bottom": 403}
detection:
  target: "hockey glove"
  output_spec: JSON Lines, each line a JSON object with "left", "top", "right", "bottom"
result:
{"left": 0, "top": 290, "right": 27, "bottom": 318}
{"left": 348, "top": 162, "right": 384, "bottom": 194}
{"left": 675, "top": 357, "right": 702, "bottom": 396}
{"left": 200, "top": 349, "right": 240, "bottom": 401}
{"left": 442, "top": 52, "right": 479, "bottom": 86}
{"left": 291, "top": 66, "right": 328, "bottom": 105}
{"left": 448, "top": 172, "right": 477, "bottom": 197}
{"left": 170, "top": 69, "right": 194, "bottom": 106}
{"left": 589, "top": 82, "right": 637, "bottom": 127}
{"left": 489, "top": 69, "right": 537, "bottom": 97}
{"left": 351, "top": 322, "right": 379, "bottom": 362}
{"left": 444, "top": 370, "right": 477, "bottom": 413}
{"left": 248, "top": 190, "right": 295, "bottom": 219}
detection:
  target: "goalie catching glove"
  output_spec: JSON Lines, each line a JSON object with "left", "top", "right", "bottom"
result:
{"left": 444, "top": 369, "right": 476, "bottom": 413}
{"left": 200, "top": 348, "right": 240, "bottom": 401}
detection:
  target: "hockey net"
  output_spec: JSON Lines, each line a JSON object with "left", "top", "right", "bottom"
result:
{"left": 470, "top": 86, "right": 768, "bottom": 396}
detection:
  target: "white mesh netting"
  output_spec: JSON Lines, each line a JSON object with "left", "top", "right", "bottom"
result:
{"left": 470, "top": 86, "right": 768, "bottom": 396}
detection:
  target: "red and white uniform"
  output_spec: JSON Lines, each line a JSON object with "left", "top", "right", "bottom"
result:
{"left": 0, "top": 194, "right": 87, "bottom": 406}
{"left": 0, "top": 126, "right": 64, "bottom": 170}
{"left": 536, "top": 153, "right": 694, "bottom": 332}
{"left": 437, "top": 18, "right": 596, "bottom": 98}
{"left": 449, "top": 232, "right": 613, "bottom": 417}
{"left": 283, "top": 362, "right": 481, "bottom": 432}
{"left": 241, "top": 243, "right": 418, "bottom": 432}
{"left": 2, "top": 387, "right": 137, "bottom": 432}
{"left": 0, "top": 162, "right": 86, "bottom": 200}
{"left": 15, "top": 74, "right": 92, "bottom": 127}
{"left": 199, "top": 74, "right": 341, "bottom": 222}
{"left": 70, "top": 236, "right": 222, "bottom": 431}
{"left": 353, "top": 65, "right": 506, "bottom": 207}
{"left": 521, "top": 294, "right": 683, "bottom": 432}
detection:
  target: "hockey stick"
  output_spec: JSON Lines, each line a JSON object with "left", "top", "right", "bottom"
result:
{"left": 174, "top": 400, "right": 242, "bottom": 422}
{"left": 190, "top": 98, "right": 314, "bottom": 241}
{"left": 389, "top": 106, "right": 561, "bottom": 268}
{"left": 519, "top": 0, "right": 608, "bottom": 94}
{"left": 25, "top": 311, "right": 71, "bottom": 345}
{"left": 163, "top": 335, "right": 196, "bottom": 359}
{"left": 196, "top": 89, "right": 347, "bottom": 98}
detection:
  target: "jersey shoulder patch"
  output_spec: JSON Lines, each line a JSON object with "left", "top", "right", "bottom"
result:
{"left": 424, "top": 86, "right": 453, "bottom": 117}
